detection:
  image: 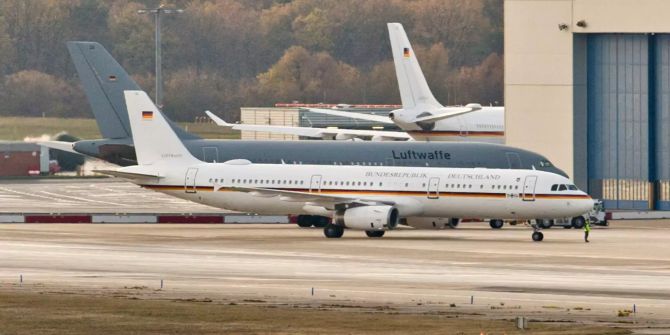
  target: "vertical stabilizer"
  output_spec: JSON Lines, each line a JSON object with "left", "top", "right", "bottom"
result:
{"left": 67, "top": 41, "right": 200, "bottom": 140}
{"left": 387, "top": 23, "right": 442, "bottom": 110}
{"left": 68, "top": 41, "right": 136, "bottom": 139}
{"left": 124, "top": 90, "right": 199, "bottom": 166}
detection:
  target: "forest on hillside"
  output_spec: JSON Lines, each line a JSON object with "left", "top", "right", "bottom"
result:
{"left": 0, "top": 0, "right": 503, "bottom": 122}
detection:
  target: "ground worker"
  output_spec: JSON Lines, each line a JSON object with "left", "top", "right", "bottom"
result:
{"left": 584, "top": 217, "right": 591, "bottom": 243}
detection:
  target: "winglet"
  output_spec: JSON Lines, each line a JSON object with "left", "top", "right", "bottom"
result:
{"left": 205, "top": 110, "right": 233, "bottom": 127}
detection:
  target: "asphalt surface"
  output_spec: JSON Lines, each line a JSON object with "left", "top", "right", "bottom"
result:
{"left": 0, "top": 178, "right": 223, "bottom": 213}
{"left": 0, "top": 222, "right": 669, "bottom": 331}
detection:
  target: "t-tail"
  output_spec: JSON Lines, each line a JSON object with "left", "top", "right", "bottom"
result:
{"left": 67, "top": 41, "right": 199, "bottom": 140}
{"left": 124, "top": 90, "right": 199, "bottom": 166}
{"left": 387, "top": 23, "right": 442, "bottom": 110}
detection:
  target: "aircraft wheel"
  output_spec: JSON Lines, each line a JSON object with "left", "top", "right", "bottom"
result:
{"left": 448, "top": 218, "right": 460, "bottom": 229}
{"left": 536, "top": 219, "right": 554, "bottom": 229}
{"left": 324, "top": 224, "right": 344, "bottom": 238}
{"left": 532, "top": 231, "right": 544, "bottom": 242}
{"left": 296, "top": 215, "right": 312, "bottom": 228}
{"left": 489, "top": 219, "right": 504, "bottom": 229}
{"left": 365, "top": 230, "right": 385, "bottom": 238}
{"left": 571, "top": 216, "right": 586, "bottom": 229}
{"left": 312, "top": 216, "right": 330, "bottom": 228}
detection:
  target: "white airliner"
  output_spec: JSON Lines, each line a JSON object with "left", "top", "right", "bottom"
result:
{"left": 102, "top": 90, "right": 590, "bottom": 241}
{"left": 208, "top": 23, "right": 504, "bottom": 143}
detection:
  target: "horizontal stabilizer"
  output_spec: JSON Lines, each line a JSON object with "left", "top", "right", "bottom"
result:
{"left": 38, "top": 141, "right": 80, "bottom": 155}
{"left": 411, "top": 104, "right": 482, "bottom": 123}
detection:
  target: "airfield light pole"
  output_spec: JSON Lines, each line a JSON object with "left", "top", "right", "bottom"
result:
{"left": 137, "top": 4, "right": 184, "bottom": 109}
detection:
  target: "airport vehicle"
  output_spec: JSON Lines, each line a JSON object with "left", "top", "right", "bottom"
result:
{"left": 99, "top": 90, "right": 593, "bottom": 242}
{"left": 209, "top": 23, "right": 504, "bottom": 143}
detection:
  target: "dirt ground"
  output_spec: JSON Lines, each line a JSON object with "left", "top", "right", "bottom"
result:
{"left": 0, "top": 287, "right": 630, "bottom": 335}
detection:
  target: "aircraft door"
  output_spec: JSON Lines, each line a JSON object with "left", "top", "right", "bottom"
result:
{"left": 506, "top": 152, "right": 522, "bottom": 169}
{"left": 458, "top": 117, "right": 468, "bottom": 137}
{"left": 522, "top": 175, "right": 537, "bottom": 201}
{"left": 310, "top": 175, "right": 322, "bottom": 193}
{"left": 427, "top": 177, "right": 440, "bottom": 199}
{"left": 185, "top": 168, "right": 198, "bottom": 193}
{"left": 203, "top": 147, "right": 219, "bottom": 163}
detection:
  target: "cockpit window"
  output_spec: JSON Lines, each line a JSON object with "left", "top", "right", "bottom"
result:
{"left": 568, "top": 184, "right": 578, "bottom": 191}
{"left": 558, "top": 184, "right": 567, "bottom": 191}
{"left": 539, "top": 160, "right": 553, "bottom": 167}
{"left": 551, "top": 184, "right": 558, "bottom": 191}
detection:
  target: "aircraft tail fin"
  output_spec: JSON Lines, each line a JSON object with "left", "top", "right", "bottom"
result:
{"left": 387, "top": 23, "right": 442, "bottom": 110}
{"left": 67, "top": 41, "right": 200, "bottom": 140}
{"left": 124, "top": 90, "right": 199, "bottom": 166}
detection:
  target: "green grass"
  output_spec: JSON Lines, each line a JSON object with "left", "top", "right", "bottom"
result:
{"left": 0, "top": 117, "right": 240, "bottom": 141}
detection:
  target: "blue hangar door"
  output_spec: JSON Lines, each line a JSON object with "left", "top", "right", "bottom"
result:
{"left": 588, "top": 34, "right": 670, "bottom": 210}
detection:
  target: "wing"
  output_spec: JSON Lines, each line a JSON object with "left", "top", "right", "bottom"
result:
{"left": 206, "top": 111, "right": 410, "bottom": 140}
{"left": 306, "top": 108, "right": 395, "bottom": 124}
{"left": 94, "top": 168, "right": 162, "bottom": 179}
{"left": 230, "top": 186, "right": 396, "bottom": 208}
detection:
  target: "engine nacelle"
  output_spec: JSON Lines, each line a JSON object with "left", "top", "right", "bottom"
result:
{"left": 403, "top": 217, "right": 455, "bottom": 230}
{"left": 334, "top": 206, "right": 399, "bottom": 230}
{"left": 335, "top": 133, "right": 356, "bottom": 141}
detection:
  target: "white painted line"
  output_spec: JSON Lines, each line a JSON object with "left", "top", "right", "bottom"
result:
{"left": 225, "top": 215, "right": 289, "bottom": 223}
{"left": 39, "top": 191, "right": 129, "bottom": 207}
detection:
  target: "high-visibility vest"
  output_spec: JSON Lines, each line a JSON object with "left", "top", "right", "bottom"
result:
{"left": 584, "top": 220, "right": 591, "bottom": 232}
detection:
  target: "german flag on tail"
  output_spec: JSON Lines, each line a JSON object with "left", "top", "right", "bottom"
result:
{"left": 142, "top": 111, "right": 153, "bottom": 120}
{"left": 403, "top": 47, "right": 410, "bottom": 58}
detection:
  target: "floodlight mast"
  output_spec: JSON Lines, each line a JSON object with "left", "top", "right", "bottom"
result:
{"left": 137, "top": 4, "right": 184, "bottom": 109}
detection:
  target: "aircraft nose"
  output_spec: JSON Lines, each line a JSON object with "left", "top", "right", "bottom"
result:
{"left": 580, "top": 193, "right": 595, "bottom": 212}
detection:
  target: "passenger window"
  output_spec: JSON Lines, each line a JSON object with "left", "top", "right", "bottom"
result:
{"left": 558, "top": 184, "right": 567, "bottom": 191}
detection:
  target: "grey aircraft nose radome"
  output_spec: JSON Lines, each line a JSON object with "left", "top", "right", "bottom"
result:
{"left": 61, "top": 41, "right": 568, "bottom": 178}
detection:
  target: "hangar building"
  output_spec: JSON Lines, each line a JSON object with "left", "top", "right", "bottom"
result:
{"left": 505, "top": 0, "right": 670, "bottom": 210}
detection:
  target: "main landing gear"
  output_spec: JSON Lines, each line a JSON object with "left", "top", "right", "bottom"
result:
{"left": 322, "top": 225, "right": 386, "bottom": 238}
{"left": 297, "top": 215, "right": 330, "bottom": 228}
{"left": 365, "top": 230, "right": 385, "bottom": 238}
{"left": 324, "top": 224, "right": 344, "bottom": 238}
{"left": 489, "top": 219, "right": 504, "bottom": 229}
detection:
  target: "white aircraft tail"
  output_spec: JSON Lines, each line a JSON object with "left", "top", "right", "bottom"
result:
{"left": 124, "top": 90, "right": 199, "bottom": 166}
{"left": 388, "top": 23, "right": 442, "bottom": 110}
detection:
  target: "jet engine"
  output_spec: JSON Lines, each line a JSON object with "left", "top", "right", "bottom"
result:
{"left": 334, "top": 206, "right": 399, "bottom": 230}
